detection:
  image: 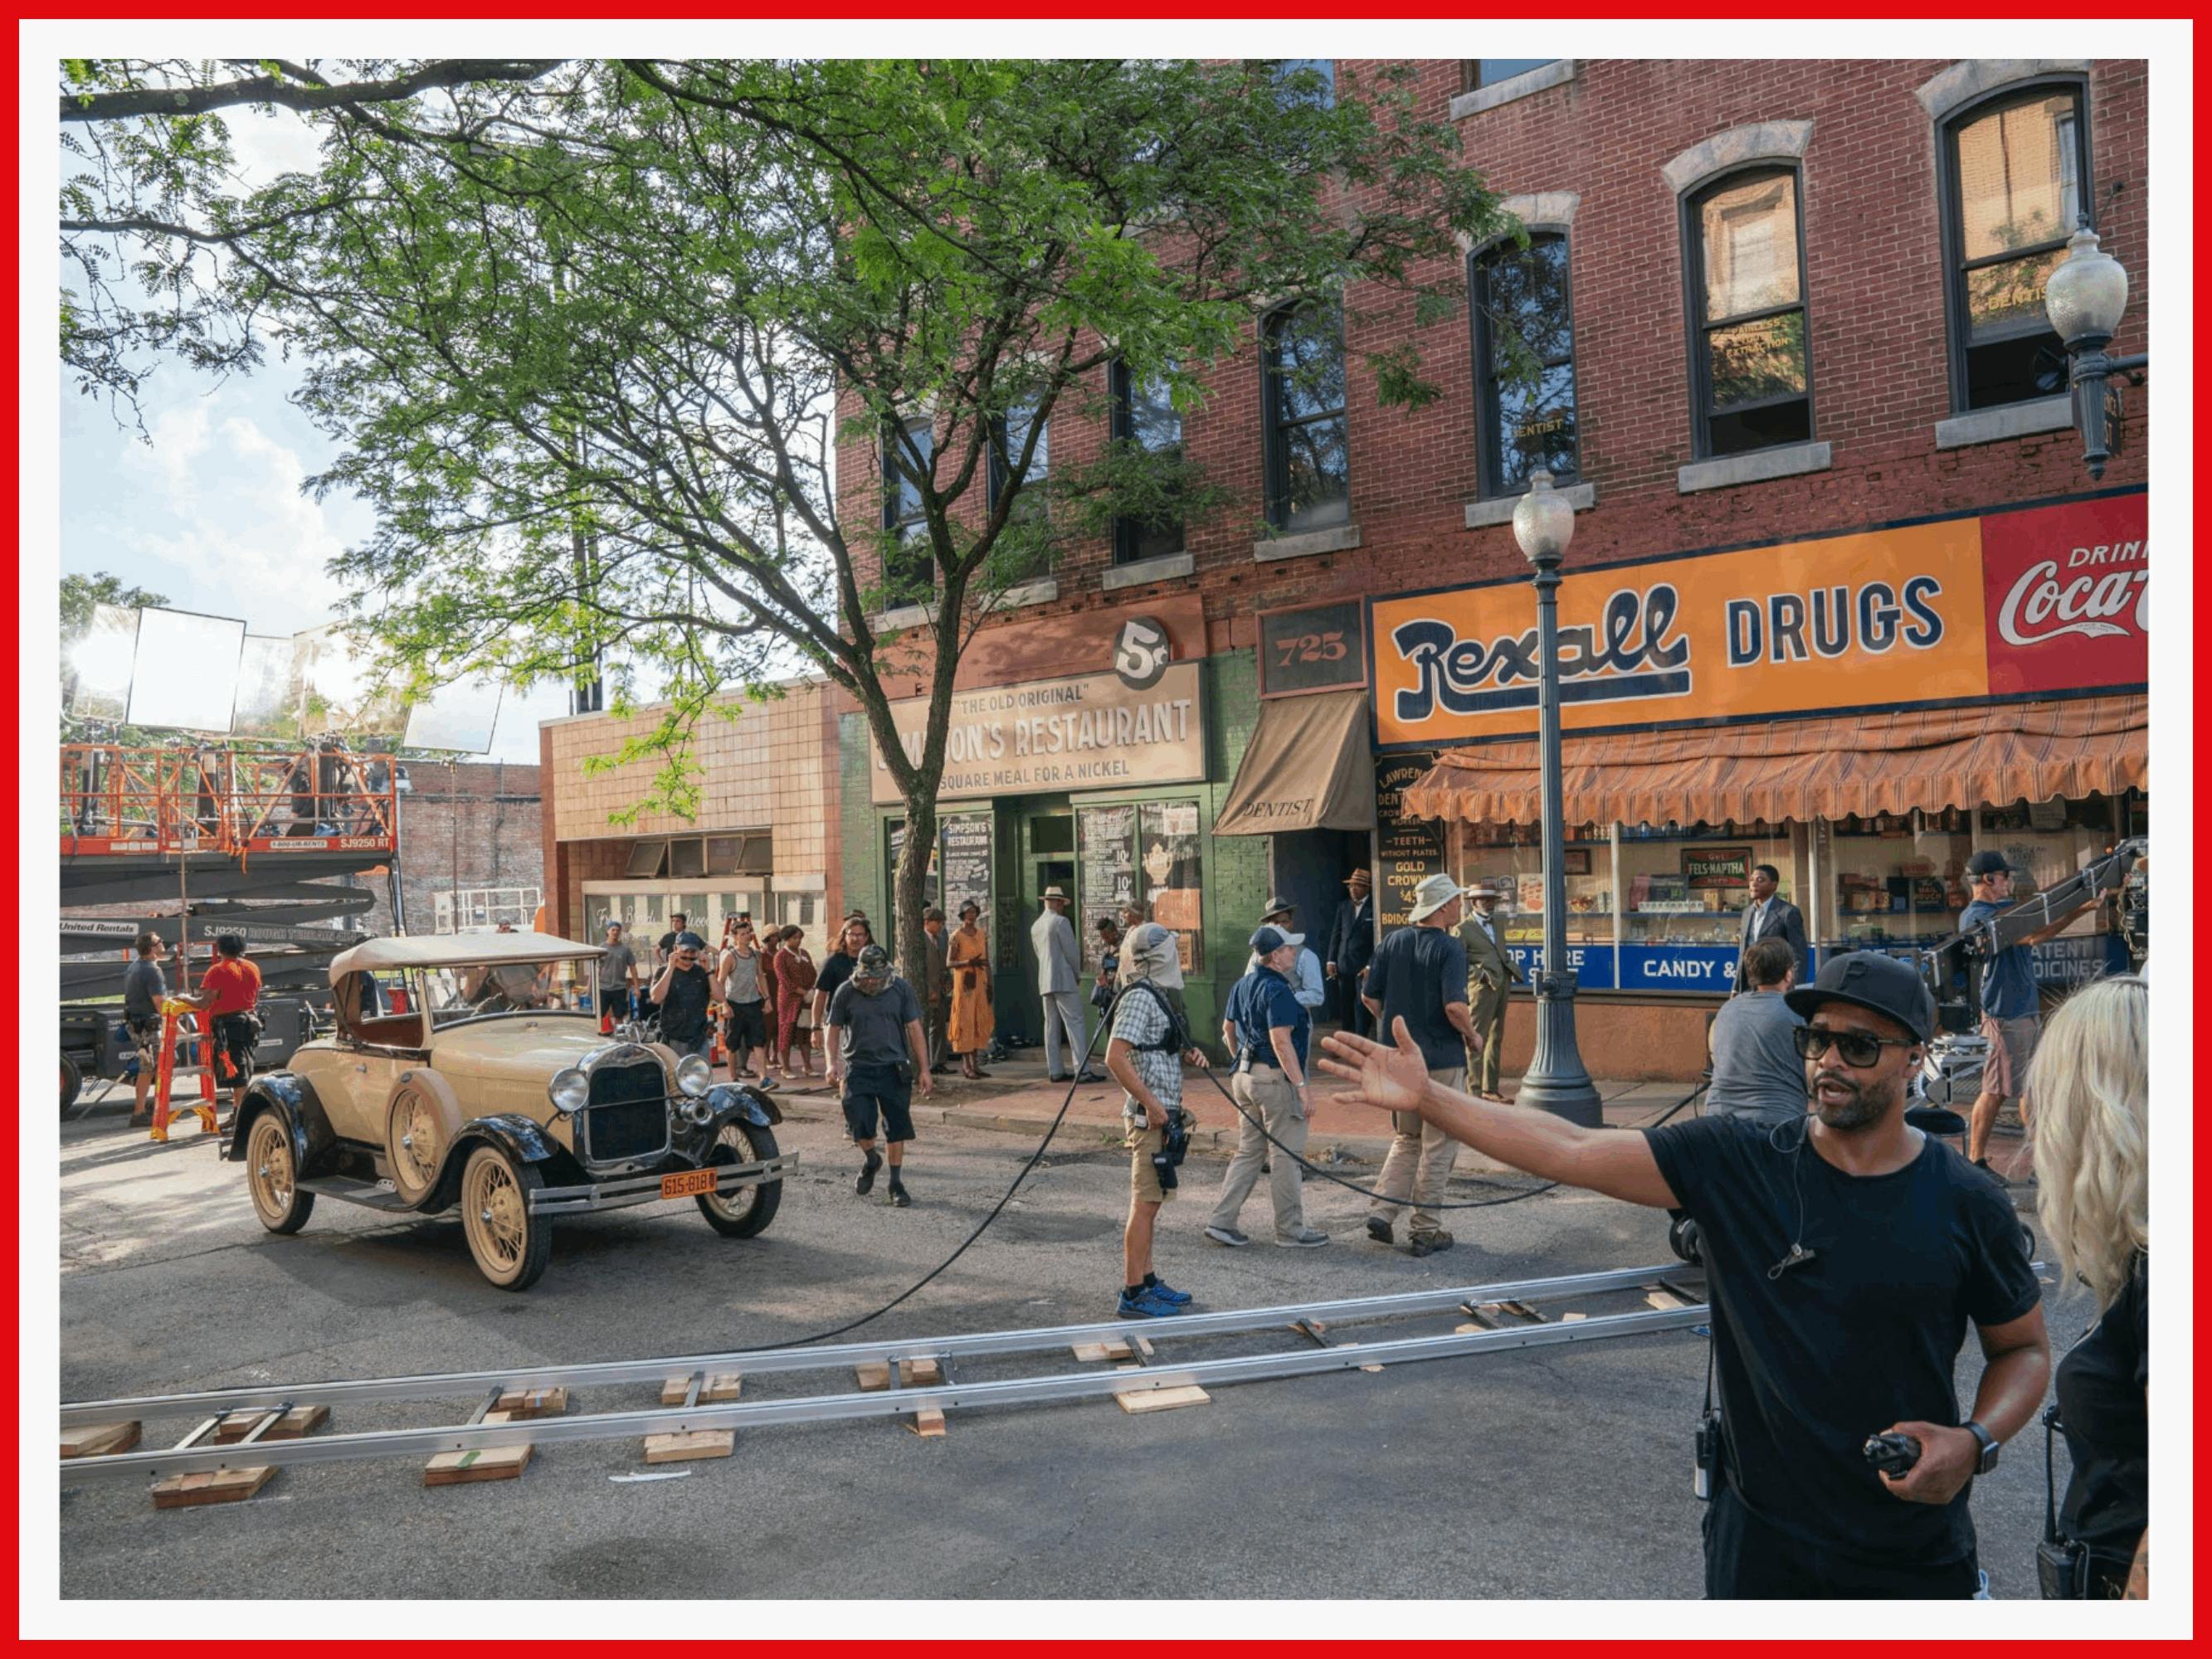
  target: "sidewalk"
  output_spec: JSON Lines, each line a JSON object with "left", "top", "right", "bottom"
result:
{"left": 765, "top": 1045, "right": 1706, "bottom": 1176}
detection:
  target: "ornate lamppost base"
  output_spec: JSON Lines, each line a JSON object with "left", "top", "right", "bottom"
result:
{"left": 1515, "top": 972, "right": 1603, "bottom": 1127}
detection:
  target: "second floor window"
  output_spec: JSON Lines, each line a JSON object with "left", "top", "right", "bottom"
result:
{"left": 1686, "top": 166, "right": 1812, "bottom": 458}
{"left": 1472, "top": 232, "right": 1579, "bottom": 494}
{"left": 1112, "top": 360, "right": 1184, "bottom": 564}
{"left": 1271, "top": 59, "right": 1335, "bottom": 109}
{"left": 1263, "top": 300, "right": 1350, "bottom": 533}
{"left": 1460, "top": 60, "right": 1557, "bottom": 93}
{"left": 882, "top": 415, "right": 933, "bottom": 594}
{"left": 1942, "top": 83, "right": 2088, "bottom": 411}
{"left": 987, "top": 394, "right": 1049, "bottom": 525}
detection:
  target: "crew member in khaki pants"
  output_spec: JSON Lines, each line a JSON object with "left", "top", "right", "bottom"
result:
{"left": 1361, "top": 872, "right": 1479, "bottom": 1258}
{"left": 1204, "top": 925, "right": 1329, "bottom": 1249}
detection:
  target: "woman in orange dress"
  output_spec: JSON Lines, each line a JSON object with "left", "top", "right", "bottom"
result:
{"left": 946, "top": 900, "right": 995, "bottom": 1080}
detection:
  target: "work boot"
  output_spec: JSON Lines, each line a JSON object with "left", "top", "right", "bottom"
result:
{"left": 1407, "top": 1228, "right": 1454, "bottom": 1258}
{"left": 888, "top": 1174, "right": 912, "bottom": 1208}
{"left": 856, "top": 1148, "right": 883, "bottom": 1196}
{"left": 1365, "top": 1216, "right": 1393, "bottom": 1245}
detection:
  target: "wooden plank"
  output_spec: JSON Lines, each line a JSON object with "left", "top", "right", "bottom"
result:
{"left": 660, "top": 1374, "right": 742, "bottom": 1405}
{"left": 643, "top": 1429, "right": 735, "bottom": 1464}
{"left": 1561, "top": 1311, "right": 1587, "bottom": 1323}
{"left": 424, "top": 1409, "right": 532, "bottom": 1486}
{"left": 1115, "top": 1384, "right": 1211, "bottom": 1414}
{"left": 60, "top": 1421, "right": 139, "bottom": 1460}
{"left": 904, "top": 1407, "right": 948, "bottom": 1438}
{"left": 854, "top": 1362, "right": 891, "bottom": 1392}
{"left": 213, "top": 1404, "right": 329, "bottom": 1443}
{"left": 151, "top": 1464, "right": 277, "bottom": 1509}
{"left": 1072, "top": 1340, "right": 1132, "bottom": 1364}
{"left": 897, "top": 1358, "right": 943, "bottom": 1388}
{"left": 494, "top": 1386, "right": 568, "bottom": 1418}
{"left": 1644, "top": 1288, "right": 1693, "bottom": 1312}
{"left": 1334, "top": 1341, "right": 1384, "bottom": 1375}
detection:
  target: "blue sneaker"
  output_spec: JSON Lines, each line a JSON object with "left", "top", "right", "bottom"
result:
{"left": 1146, "top": 1279, "right": 1192, "bottom": 1306}
{"left": 1116, "top": 1286, "right": 1181, "bottom": 1319}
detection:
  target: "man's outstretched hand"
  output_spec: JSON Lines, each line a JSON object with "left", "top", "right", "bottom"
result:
{"left": 1318, "top": 1017, "right": 1431, "bottom": 1114}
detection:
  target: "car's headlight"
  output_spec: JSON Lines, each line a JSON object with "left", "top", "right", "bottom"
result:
{"left": 675, "top": 1053, "right": 713, "bottom": 1097}
{"left": 548, "top": 1068, "right": 589, "bottom": 1116}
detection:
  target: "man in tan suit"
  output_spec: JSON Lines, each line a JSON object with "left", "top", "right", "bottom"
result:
{"left": 1457, "top": 880, "right": 1523, "bottom": 1101}
{"left": 920, "top": 905, "right": 953, "bottom": 1073}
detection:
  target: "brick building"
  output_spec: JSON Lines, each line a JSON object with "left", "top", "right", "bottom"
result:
{"left": 826, "top": 57, "right": 2150, "bottom": 1077}
{"left": 363, "top": 760, "right": 546, "bottom": 938}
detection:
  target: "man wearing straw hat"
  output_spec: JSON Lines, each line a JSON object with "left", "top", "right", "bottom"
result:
{"left": 1360, "top": 872, "right": 1479, "bottom": 1257}
{"left": 1458, "top": 879, "right": 1523, "bottom": 1101}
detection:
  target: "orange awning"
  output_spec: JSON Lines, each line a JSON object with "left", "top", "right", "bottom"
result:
{"left": 1400, "top": 694, "right": 2148, "bottom": 826}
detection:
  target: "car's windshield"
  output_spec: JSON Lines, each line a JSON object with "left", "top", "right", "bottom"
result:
{"left": 423, "top": 956, "right": 597, "bottom": 1026}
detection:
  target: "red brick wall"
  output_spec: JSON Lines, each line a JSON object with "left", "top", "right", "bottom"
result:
{"left": 834, "top": 58, "right": 2149, "bottom": 638}
{"left": 368, "top": 761, "right": 544, "bottom": 936}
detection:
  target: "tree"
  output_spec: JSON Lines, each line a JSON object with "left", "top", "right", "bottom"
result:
{"left": 72, "top": 58, "right": 1511, "bottom": 988}
{"left": 59, "top": 57, "right": 562, "bottom": 419}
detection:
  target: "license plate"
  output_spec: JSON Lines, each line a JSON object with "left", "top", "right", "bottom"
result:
{"left": 660, "top": 1169, "right": 718, "bottom": 1199}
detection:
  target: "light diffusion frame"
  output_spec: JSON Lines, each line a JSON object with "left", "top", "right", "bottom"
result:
{"left": 66, "top": 602, "right": 140, "bottom": 722}
{"left": 230, "top": 635, "right": 304, "bottom": 739}
{"left": 123, "top": 606, "right": 247, "bottom": 732}
{"left": 402, "top": 678, "right": 504, "bottom": 755}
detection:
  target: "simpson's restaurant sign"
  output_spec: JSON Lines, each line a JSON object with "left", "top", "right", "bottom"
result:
{"left": 1371, "top": 493, "right": 2146, "bottom": 746}
{"left": 870, "top": 661, "right": 1205, "bottom": 804}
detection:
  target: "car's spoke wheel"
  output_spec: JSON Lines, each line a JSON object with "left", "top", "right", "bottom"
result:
{"left": 696, "top": 1119, "right": 782, "bottom": 1238}
{"left": 387, "top": 1090, "right": 441, "bottom": 1201}
{"left": 460, "top": 1146, "right": 550, "bottom": 1291}
{"left": 246, "top": 1115, "right": 314, "bottom": 1234}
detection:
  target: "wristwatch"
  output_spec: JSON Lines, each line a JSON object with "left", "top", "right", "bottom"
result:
{"left": 1963, "top": 1419, "right": 1999, "bottom": 1475}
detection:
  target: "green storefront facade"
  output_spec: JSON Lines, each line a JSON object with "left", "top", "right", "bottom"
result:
{"left": 840, "top": 650, "right": 1272, "bottom": 1060}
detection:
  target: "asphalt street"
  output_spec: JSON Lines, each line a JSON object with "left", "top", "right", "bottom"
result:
{"left": 56, "top": 1085, "right": 2086, "bottom": 1600}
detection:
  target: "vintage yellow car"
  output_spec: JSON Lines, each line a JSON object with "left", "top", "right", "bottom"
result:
{"left": 225, "top": 932, "right": 792, "bottom": 1290}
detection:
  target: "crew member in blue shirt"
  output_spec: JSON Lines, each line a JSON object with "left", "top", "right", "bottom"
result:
{"left": 1205, "top": 926, "right": 1328, "bottom": 1249}
{"left": 1959, "top": 850, "right": 2096, "bottom": 1176}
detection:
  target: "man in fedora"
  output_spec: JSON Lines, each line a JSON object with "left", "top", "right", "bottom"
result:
{"left": 1250, "top": 896, "right": 1327, "bottom": 1011}
{"left": 1033, "top": 885, "right": 1102, "bottom": 1083}
{"left": 1458, "top": 879, "right": 1523, "bottom": 1101}
{"left": 1360, "top": 872, "right": 1479, "bottom": 1256}
{"left": 1326, "top": 867, "right": 1376, "bottom": 1035}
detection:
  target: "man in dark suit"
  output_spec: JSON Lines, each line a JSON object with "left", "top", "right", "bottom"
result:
{"left": 1325, "top": 867, "right": 1376, "bottom": 1035}
{"left": 1732, "top": 863, "right": 1808, "bottom": 994}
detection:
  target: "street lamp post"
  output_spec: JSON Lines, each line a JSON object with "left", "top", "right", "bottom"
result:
{"left": 2044, "top": 223, "right": 2147, "bottom": 482}
{"left": 1509, "top": 470, "right": 1602, "bottom": 1126}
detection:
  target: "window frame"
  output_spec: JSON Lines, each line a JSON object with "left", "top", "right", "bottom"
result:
{"left": 1462, "top": 60, "right": 1558, "bottom": 94}
{"left": 985, "top": 392, "right": 1050, "bottom": 520}
{"left": 880, "top": 413, "right": 935, "bottom": 596}
{"left": 1259, "top": 298, "right": 1352, "bottom": 533}
{"left": 1678, "top": 162, "right": 1815, "bottom": 461}
{"left": 1109, "top": 358, "right": 1186, "bottom": 565}
{"left": 1469, "top": 229, "right": 1581, "bottom": 499}
{"left": 1936, "top": 75, "right": 2093, "bottom": 416}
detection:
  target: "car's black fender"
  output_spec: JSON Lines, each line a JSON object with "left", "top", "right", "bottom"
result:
{"left": 421, "top": 1113, "right": 562, "bottom": 1212}
{"left": 225, "top": 1073, "right": 341, "bottom": 1178}
{"left": 703, "top": 1082, "right": 781, "bottom": 1127}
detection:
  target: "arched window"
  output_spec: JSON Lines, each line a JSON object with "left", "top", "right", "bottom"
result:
{"left": 1471, "top": 231, "right": 1579, "bottom": 495}
{"left": 1683, "top": 166, "right": 1812, "bottom": 458}
{"left": 1940, "top": 80, "right": 2090, "bottom": 411}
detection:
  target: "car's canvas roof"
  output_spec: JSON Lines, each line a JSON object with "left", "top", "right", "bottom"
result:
{"left": 328, "top": 930, "right": 605, "bottom": 985}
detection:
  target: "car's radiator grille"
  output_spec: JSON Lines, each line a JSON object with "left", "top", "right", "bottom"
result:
{"left": 581, "top": 1062, "right": 668, "bottom": 1163}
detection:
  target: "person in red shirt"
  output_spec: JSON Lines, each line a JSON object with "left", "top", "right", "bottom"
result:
{"left": 174, "top": 933, "right": 263, "bottom": 1122}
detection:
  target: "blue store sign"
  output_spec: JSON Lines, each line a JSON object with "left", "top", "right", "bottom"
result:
{"left": 1505, "top": 943, "right": 1615, "bottom": 991}
{"left": 1618, "top": 945, "right": 1738, "bottom": 993}
{"left": 2030, "top": 933, "right": 2131, "bottom": 985}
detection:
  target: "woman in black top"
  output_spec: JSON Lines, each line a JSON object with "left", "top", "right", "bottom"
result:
{"left": 810, "top": 916, "right": 874, "bottom": 1030}
{"left": 2027, "top": 974, "right": 2148, "bottom": 1599}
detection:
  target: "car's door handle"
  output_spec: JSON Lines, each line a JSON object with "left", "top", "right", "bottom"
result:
{"left": 353, "top": 1063, "right": 368, "bottom": 1073}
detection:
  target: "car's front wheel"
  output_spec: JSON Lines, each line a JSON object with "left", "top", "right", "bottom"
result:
{"left": 460, "top": 1145, "right": 551, "bottom": 1292}
{"left": 246, "top": 1113, "right": 316, "bottom": 1234}
{"left": 61, "top": 1053, "right": 81, "bottom": 1114}
{"left": 695, "top": 1120, "right": 782, "bottom": 1238}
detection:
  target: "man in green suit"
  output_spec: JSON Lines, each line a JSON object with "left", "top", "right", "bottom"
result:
{"left": 1457, "top": 880, "right": 1524, "bottom": 1100}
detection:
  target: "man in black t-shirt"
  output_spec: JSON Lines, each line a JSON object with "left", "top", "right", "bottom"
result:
{"left": 1319, "top": 950, "right": 2049, "bottom": 1599}
{"left": 650, "top": 932, "right": 715, "bottom": 1059}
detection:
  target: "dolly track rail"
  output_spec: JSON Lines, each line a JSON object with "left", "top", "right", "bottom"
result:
{"left": 63, "top": 1263, "right": 1688, "bottom": 1428}
{"left": 62, "top": 1304, "right": 1706, "bottom": 1485}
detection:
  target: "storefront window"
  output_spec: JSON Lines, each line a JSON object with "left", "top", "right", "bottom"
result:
{"left": 1138, "top": 800, "right": 1204, "bottom": 973}
{"left": 1820, "top": 810, "right": 1971, "bottom": 953}
{"left": 1617, "top": 820, "right": 1799, "bottom": 995}
{"left": 1453, "top": 819, "right": 1613, "bottom": 985}
{"left": 1079, "top": 805, "right": 1139, "bottom": 971}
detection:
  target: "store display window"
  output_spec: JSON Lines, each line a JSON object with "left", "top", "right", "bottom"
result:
{"left": 1820, "top": 810, "right": 1971, "bottom": 951}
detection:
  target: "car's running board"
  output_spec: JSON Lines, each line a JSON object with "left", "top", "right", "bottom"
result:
{"left": 294, "top": 1175, "right": 415, "bottom": 1213}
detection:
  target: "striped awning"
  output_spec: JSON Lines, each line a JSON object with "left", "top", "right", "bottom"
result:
{"left": 1400, "top": 694, "right": 2149, "bottom": 826}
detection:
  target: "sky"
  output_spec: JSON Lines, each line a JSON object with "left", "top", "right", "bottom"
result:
{"left": 56, "top": 104, "right": 569, "bottom": 765}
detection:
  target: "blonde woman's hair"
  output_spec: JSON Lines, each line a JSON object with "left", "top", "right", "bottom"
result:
{"left": 2028, "top": 975, "right": 2147, "bottom": 1309}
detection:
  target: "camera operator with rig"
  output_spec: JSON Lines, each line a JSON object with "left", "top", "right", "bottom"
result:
{"left": 1102, "top": 923, "right": 1207, "bottom": 1320}
{"left": 1321, "top": 950, "right": 2049, "bottom": 1598}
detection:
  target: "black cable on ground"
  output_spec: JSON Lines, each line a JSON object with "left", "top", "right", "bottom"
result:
{"left": 1194, "top": 1063, "right": 1708, "bottom": 1213}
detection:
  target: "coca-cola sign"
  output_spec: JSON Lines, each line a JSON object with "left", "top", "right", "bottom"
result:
{"left": 1981, "top": 494, "right": 2149, "bottom": 696}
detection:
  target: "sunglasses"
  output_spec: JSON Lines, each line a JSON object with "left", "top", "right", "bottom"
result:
{"left": 1791, "top": 1024, "right": 1919, "bottom": 1068}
